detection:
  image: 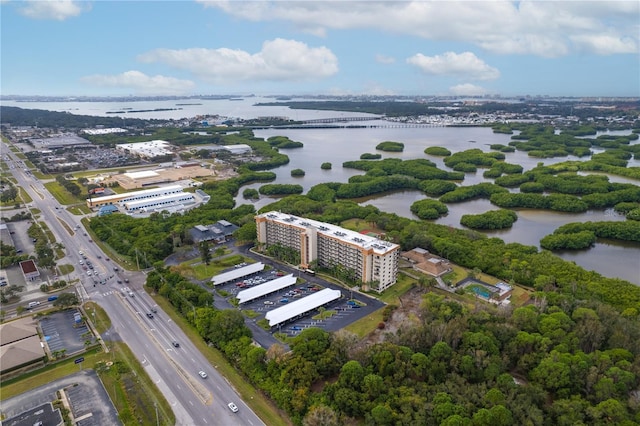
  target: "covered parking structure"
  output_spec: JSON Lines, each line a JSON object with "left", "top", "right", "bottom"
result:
{"left": 237, "top": 274, "right": 296, "bottom": 304}
{"left": 211, "top": 262, "right": 265, "bottom": 286}
{"left": 265, "top": 288, "right": 342, "bottom": 327}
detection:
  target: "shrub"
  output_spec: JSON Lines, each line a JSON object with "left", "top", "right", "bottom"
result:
{"left": 376, "top": 141, "right": 404, "bottom": 152}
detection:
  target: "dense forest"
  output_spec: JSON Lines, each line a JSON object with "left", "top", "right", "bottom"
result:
{"left": 256, "top": 99, "right": 640, "bottom": 123}
{"left": 148, "top": 262, "right": 640, "bottom": 425}
{"left": 0, "top": 106, "right": 157, "bottom": 129}
{"left": 9, "top": 107, "right": 638, "bottom": 424}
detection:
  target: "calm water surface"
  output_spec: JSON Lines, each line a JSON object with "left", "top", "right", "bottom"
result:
{"left": 249, "top": 126, "right": 640, "bottom": 285}
{"left": 7, "top": 99, "right": 639, "bottom": 284}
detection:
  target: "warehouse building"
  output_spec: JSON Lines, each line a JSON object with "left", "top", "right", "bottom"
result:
{"left": 87, "top": 185, "right": 183, "bottom": 208}
{"left": 122, "top": 192, "right": 196, "bottom": 212}
{"left": 255, "top": 211, "right": 400, "bottom": 292}
{"left": 116, "top": 140, "right": 173, "bottom": 159}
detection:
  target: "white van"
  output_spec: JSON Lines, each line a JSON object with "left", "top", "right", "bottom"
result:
{"left": 28, "top": 301, "right": 40, "bottom": 309}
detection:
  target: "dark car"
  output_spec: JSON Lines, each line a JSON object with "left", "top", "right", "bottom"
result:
{"left": 146, "top": 313, "right": 154, "bottom": 319}
{"left": 172, "top": 341, "right": 180, "bottom": 348}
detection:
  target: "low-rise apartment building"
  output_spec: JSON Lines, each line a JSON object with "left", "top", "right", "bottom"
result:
{"left": 256, "top": 211, "right": 399, "bottom": 292}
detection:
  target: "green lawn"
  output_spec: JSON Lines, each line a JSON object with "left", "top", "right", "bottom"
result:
{"left": 44, "top": 181, "right": 83, "bottom": 205}
{"left": 181, "top": 254, "right": 250, "bottom": 281}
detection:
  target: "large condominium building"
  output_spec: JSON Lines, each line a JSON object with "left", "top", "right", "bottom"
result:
{"left": 256, "top": 211, "right": 400, "bottom": 292}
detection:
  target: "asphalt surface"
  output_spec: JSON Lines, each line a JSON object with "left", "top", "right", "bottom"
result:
{"left": 1, "top": 370, "right": 120, "bottom": 426}
{"left": 1, "top": 141, "right": 265, "bottom": 426}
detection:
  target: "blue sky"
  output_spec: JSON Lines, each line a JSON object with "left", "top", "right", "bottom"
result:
{"left": 1, "top": 0, "right": 639, "bottom": 97}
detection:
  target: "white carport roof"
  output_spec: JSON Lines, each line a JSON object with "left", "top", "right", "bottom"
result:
{"left": 265, "top": 288, "right": 342, "bottom": 327}
{"left": 211, "top": 262, "right": 265, "bottom": 286}
{"left": 237, "top": 274, "right": 296, "bottom": 304}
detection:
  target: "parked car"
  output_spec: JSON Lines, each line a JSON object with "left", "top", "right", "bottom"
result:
{"left": 263, "top": 300, "right": 274, "bottom": 305}
{"left": 279, "top": 298, "right": 289, "bottom": 303}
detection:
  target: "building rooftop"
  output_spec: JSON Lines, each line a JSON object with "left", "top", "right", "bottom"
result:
{"left": 258, "top": 211, "right": 399, "bottom": 255}
{"left": 211, "top": 262, "right": 265, "bottom": 286}
{"left": 265, "top": 288, "right": 342, "bottom": 327}
{"left": 237, "top": 274, "right": 296, "bottom": 304}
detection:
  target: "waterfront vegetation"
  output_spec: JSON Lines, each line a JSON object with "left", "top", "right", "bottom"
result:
{"left": 267, "top": 135, "right": 304, "bottom": 149}
{"left": 243, "top": 188, "right": 259, "bottom": 199}
{"left": 424, "top": 146, "right": 451, "bottom": 156}
{"left": 259, "top": 183, "right": 304, "bottom": 195}
{"left": 360, "top": 153, "right": 382, "bottom": 159}
{"left": 320, "top": 162, "right": 332, "bottom": 169}
{"left": 9, "top": 112, "right": 640, "bottom": 425}
{"left": 410, "top": 199, "right": 449, "bottom": 220}
{"left": 375, "top": 141, "right": 404, "bottom": 152}
{"left": 460, "top": 209, "right": 518, "bottom": 230}
{"left": 290, "top": 168, "right": 305, "bottom": 177}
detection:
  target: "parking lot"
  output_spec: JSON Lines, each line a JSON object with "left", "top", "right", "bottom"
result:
{"left": 217, "top": 265, "right": 383, "bottom": 338}
{"left": 39, "top": 309, "right": 94, "bottom": 356}
{"left": 0, "top": 370, "right": 119, "bottom": 426}
{"left": 65, "top": 374, "right": 120, "bottom": 426}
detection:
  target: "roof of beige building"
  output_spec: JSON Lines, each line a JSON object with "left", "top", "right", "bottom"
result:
{"left": 0, "top": 316, "right": 38, "bottom": 346}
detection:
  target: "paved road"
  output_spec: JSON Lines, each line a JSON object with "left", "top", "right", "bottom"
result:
{"left": 2, "top": 141, "right": 265, "bottom": 426}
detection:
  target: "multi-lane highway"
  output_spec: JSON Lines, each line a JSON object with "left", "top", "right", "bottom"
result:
{"left": 2, "top": 142, "right": 264, "bottom": 425}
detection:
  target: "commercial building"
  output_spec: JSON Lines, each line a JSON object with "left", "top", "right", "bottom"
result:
{"left": 86, "top": 185, "right": 183, "bottom": 208}
{"left": 115, "top": 140, "right": 173, "bottom": 159}
{"left": 122, "top": 192, "right": 195, "bottom": 212}
{"left": 255, "top": 211, "right": 400, "bottom": 292}
{"left": 0, "top": 317, "right": 46, "bottom": 374}
{"left": 190, "top": 220, "right": 239, "bottom": 244}
{"left": 19, "top": 259, "right": 40, "bottom": 281}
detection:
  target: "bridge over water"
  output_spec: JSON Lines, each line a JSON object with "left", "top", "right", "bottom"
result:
{"left": 250, "top": 115, "right": 455, "bottom": 129}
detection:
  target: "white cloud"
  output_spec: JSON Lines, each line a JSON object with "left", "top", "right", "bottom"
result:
{"left": 199, "top": 1, "right": 639, "bottom": 57}
{"left": 407, "top": 52, "right": 500, "bottom": 81}
{"left": 80, "top": 71, "right": 195, "bottom": 95}
{"left": 570, "top": 34, "right": 639, "bottom": 55}
{"left": 137, "top": 38, "right": 338, "bottom": 84}
{"left": 449, "top": 83, "right": 489, "bottom": 96}
{"left": 375, "top": 54, "right": 395, "bottom": 64}
{"left": 18, "top": 0, "right": 88, "bottom": 20}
